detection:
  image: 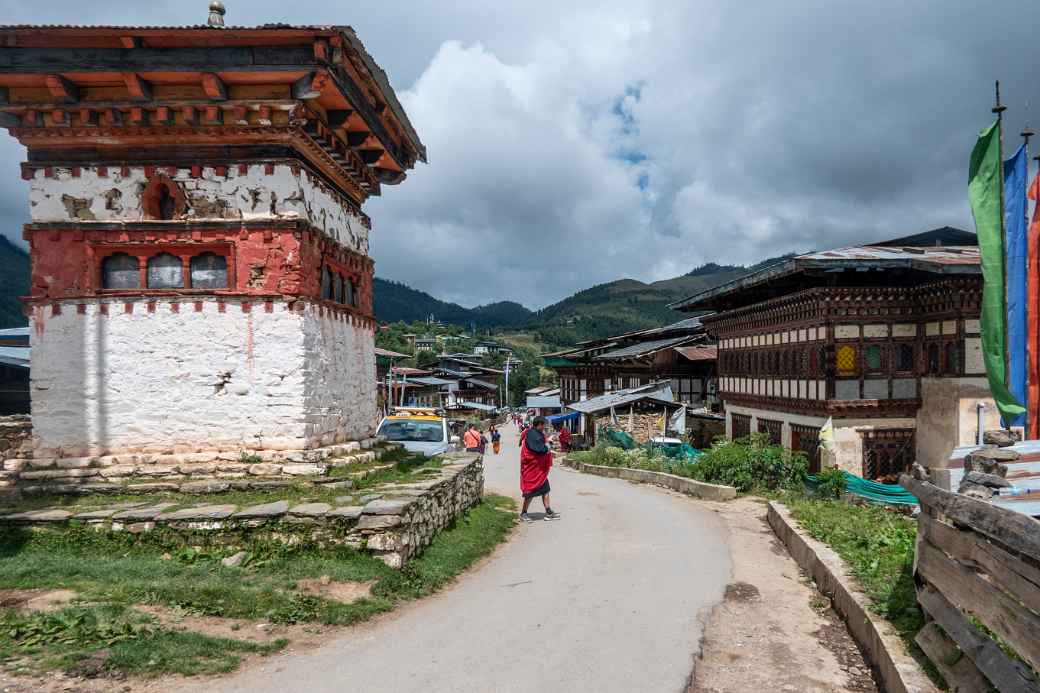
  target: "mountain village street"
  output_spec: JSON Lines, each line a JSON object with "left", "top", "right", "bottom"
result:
{"left": 178, "top": 427, "right": 875, "bottom": 693}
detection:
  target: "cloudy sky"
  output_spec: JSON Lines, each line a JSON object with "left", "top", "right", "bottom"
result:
{"left": 1, "top": 1, "right": 1039, "bottom": 309}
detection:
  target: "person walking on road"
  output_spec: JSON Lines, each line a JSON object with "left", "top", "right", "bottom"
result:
{"left": 463, "top": 424, "right": 482, "bottom": 452}
{"left": 519, "top": 417, "right": 560, "bottom": 522}
{"left": 490, "top": 425, "right": 502, "bottom": 455}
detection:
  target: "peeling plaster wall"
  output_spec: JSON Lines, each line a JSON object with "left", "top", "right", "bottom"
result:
{"left": 302, "top": 306, "right": 378, "bottom": 445}
{"left": 915, "top": 377, "right": 999, "bottom": 469}
{"left": 28, "top": 165, "right": 370, "bottom": 255}
{"left": 29, "top": 298, "right": 375, "bottom": 460}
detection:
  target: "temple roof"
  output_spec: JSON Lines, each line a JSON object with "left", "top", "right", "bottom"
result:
{"left": 0, "top": 23, "right": 424, "bottom": 202}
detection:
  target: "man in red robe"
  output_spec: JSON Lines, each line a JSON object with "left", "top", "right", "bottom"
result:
{"left": 520, "top": 417, "right": 560, "bottom": 522}
{"left": 557, "top": 425, "right": 572, "bottom": 452}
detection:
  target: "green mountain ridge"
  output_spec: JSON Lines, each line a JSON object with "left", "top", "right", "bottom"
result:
{"left": 0, "top": 237, "right": 29, "bottom": 329}
{"left": 0, "top": 249, "right": 790, "bottom": 343}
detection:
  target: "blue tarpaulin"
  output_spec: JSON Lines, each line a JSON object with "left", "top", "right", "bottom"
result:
{"left": 547, "top": 411, "right": 580, "bottom": 424}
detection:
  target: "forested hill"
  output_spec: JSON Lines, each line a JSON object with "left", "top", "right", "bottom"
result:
{"left": 373, "top": 277, "right": 533, "bottom": 327}
{"left": 0, "top": 237, "right": 29, "bottom": 328}
{"left": 0, "top": 248, "right": 789, "bottom": 341}
{"left": 525, "top": 255, "right": 794, "bottom": 345}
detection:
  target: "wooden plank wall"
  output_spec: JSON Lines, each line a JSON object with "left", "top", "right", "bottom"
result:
{"left": 900, "top": 475, "right": 1040, "bottom": 692}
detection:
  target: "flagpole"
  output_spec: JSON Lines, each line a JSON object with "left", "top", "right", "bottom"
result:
{"left": 994, "top": 82, "right": 1010, "bottom": 428}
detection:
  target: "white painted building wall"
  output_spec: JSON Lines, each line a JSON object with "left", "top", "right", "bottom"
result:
{"left": 28, "top": 165, "right": 370, "bottom": 255}
{"left": 30, "top": 299, "right": 376, "bottom": 460}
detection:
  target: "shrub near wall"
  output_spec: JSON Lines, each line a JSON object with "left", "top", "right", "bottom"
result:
{"left": 692, "top": 435, "right": 808, "bottom": 492}
{"left": 569, "top": 434, "right": 807, "bottom": 493}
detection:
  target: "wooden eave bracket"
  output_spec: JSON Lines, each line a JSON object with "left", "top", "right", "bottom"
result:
{"left": 201, "top": 73, "right": 228, "bottom": 101}
{"left": 45, "top": 75, "right": 78, "bottom": 103}
{"left": 123, "top": 73, "right": 152, "bottom": 102}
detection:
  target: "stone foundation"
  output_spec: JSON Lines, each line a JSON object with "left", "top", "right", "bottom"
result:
{"left": 0, "top": 453, "right": 484, "bottom": 569}
{"left": 3, "top": 437, "right": 390, "bottom": 498}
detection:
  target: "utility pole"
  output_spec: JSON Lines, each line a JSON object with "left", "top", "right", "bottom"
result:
{"left": 504, "top": 356, "right": 512, "bottom": 409}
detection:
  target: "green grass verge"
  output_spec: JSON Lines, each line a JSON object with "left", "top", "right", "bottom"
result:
{"left": 0, "top": 494, "right": 516, "bottom": 678}
{"left": 782, "top": 494, "right": 946, "bottom": 688}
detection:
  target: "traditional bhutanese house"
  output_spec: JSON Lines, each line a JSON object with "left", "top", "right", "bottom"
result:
{"left": 0, "top": 327, "right": 30, "bottom": 415}
{"left": 567, "top": 382, "right": 687, "bottom": 446}
{"left": 545, "top": 317, "right": 717, "bottom": 409}
{"left": 434, "top": 355, "right": 504, "bottom": 407}
{"left": 525, "top": 386, "right": 562, "bottom": 417}
{"left": 375, "top": 346, "right": 408, "bottom": 413}
{"left": 669, "top": 227, "right": 1000, "bottom": 480}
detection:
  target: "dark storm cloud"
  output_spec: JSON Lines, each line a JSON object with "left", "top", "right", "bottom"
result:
{"left": 1, "top": 0, "right": 1038, "bottom": 308}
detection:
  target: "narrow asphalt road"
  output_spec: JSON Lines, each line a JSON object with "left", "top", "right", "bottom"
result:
{"left": 190, "top": 427, "right": 730, "bottom": 693}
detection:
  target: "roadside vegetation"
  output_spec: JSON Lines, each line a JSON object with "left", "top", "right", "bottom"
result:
{"left": 567, "top": 433, "right": 808, "bottom": 492}
{"left": 0, "top": 494, "right": 515, "bottom": 680}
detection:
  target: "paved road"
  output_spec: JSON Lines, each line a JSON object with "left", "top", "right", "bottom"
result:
{"left": 191, "top": 428, "right": 730, "bottom": 693}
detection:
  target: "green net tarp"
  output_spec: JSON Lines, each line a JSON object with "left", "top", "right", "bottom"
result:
{"left": 806, "top": 470, "right": 919, "bottom": 506}
{"left": 599, "top": 427, "right": 636, "bottom": 450}
{"left": 644, "top": 441, "right": 702, "bottom": 461}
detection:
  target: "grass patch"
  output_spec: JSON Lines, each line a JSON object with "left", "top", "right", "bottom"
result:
{"left": 0, "top": 604, "right": 285, "bottom": 677}
{"left": 0, "top": 494, "right": 515, "bottom": 678}
{"left": 782, "top": 493, "right": 946, "bottom": 687}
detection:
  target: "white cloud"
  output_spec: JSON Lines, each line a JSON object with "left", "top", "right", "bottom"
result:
{"left": 1, "top": 0, "right": 1039, "bottom": 310}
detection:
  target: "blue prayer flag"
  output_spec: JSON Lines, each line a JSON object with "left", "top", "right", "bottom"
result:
{"left": 1004, "top": 144, "right": 1028, "bottom": 427}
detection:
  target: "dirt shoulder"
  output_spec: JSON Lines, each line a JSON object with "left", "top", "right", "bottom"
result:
{"left": 689, "top": 496, "right": 877, "bottom": 693}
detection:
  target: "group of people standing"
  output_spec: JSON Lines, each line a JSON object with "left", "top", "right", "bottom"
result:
{"left": 462, "top": 423, "right": 502, "bottom": 455}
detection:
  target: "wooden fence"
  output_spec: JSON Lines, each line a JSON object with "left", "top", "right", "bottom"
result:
{"left": 901, "top": 475, "right": 1040, "bottom": 692}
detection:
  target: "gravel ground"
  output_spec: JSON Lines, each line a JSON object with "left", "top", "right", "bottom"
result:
{"left": 688, "top": 497, "right": 878, "bottom": 693}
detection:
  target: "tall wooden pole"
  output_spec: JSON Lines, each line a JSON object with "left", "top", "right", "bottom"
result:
{"left": 994, "top": 81, "right": 1010, "bottom": 429}
{"left": 1022, "top": 120, "right": 1035, "bottom": 435}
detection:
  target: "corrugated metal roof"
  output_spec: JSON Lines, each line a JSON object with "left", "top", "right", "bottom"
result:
{"left": 526, "top": 395, "right": 562, "bottom": 409}
{"left": 565, "top": 382, "right": 680, "bottom": 414}
{"left": 669, "top": 243, "right": 981, "bottom": 311}
{"left": 0, "top": 347, "right": 29, "bottom": 368}
{"left": 447, "top": 400, "right": 497, "bottom": 413}
{"left": 375, "top": 347, "right": 408, "bottom": 359}
{"left": 465, "top": 378, "right": 498, "bottom": 391}
{"left": 674, "top": 345, "right": 718, "bottom": 362}
{"left": 594, "top": 335, "right": 696, "bottom": 361}
{"left": 407, "top": 376, "right": 455, "bottom": 387}
{"left": 612, "top": 317, "right": 705, "bottom": 340}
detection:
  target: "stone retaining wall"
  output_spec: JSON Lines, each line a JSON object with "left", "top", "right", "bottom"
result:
{"left": 0, "top": 416, "right": 32, "bottom": 499}
{"left": 2, "top": 437, "right": 391, "bottom": 499}
{"left": 561, "top": 457, "right": 737, "bottom": 501}
{"left": 0, "top": 453, "right": 484, "bottom": 569}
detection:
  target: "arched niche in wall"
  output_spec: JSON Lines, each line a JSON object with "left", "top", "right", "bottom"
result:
{"left": 141, "top": 175, "right": 187, "bottom": 221}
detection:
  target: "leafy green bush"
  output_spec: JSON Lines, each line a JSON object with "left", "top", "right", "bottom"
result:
{"left": 690, "top": 434, "right": 807, "bottom": 492}
{"left": 814, "top": 467, "right": 847, "bottom": 499}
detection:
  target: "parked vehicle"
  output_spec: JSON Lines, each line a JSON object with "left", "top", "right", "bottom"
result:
{"left": 376, "top": 407, "right": 458, "bottom": 457}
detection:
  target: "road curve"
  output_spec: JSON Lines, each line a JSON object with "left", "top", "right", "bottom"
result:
{"left": 188, "top": 427, "right": 730, "bottom": 693}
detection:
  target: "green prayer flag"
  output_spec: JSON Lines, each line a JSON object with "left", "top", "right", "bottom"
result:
{"left": 968, "top": 120, "right": 1025, "bottom": 419}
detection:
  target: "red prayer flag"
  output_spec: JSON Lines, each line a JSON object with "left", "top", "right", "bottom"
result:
{"left": 1028, "top": 172, "right": 1040, "bottom": 438}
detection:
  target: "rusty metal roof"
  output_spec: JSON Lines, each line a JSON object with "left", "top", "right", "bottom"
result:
{"left": 674, "top": 345, "right": 718, "bottom": 362}
{"left": 669, "top": 243, "right": 980, "bottom": 312}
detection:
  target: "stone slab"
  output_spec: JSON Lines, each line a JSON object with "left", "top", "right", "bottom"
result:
{"left": 158, "top": 504, "right": 238, "bottom": 521}
{"left": 289, "top": 502, "right": 332, "bottom": 517}
{"left": 363, "top": 498, "right": 414, "bottom": 515}
{"left": 327, "top": 506, "right": 364, "bottom": 521}
{"left": 112, "top": 503, "right": 177, "bottom": 521}
{"left": 356, "top": 514, "right": 403, "bottom": 530}
{"left": 179, "top": 480, "right": 232, "bottom": 494}
{"left": 233, "top": 500, "right": 289, "bottom": 519}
